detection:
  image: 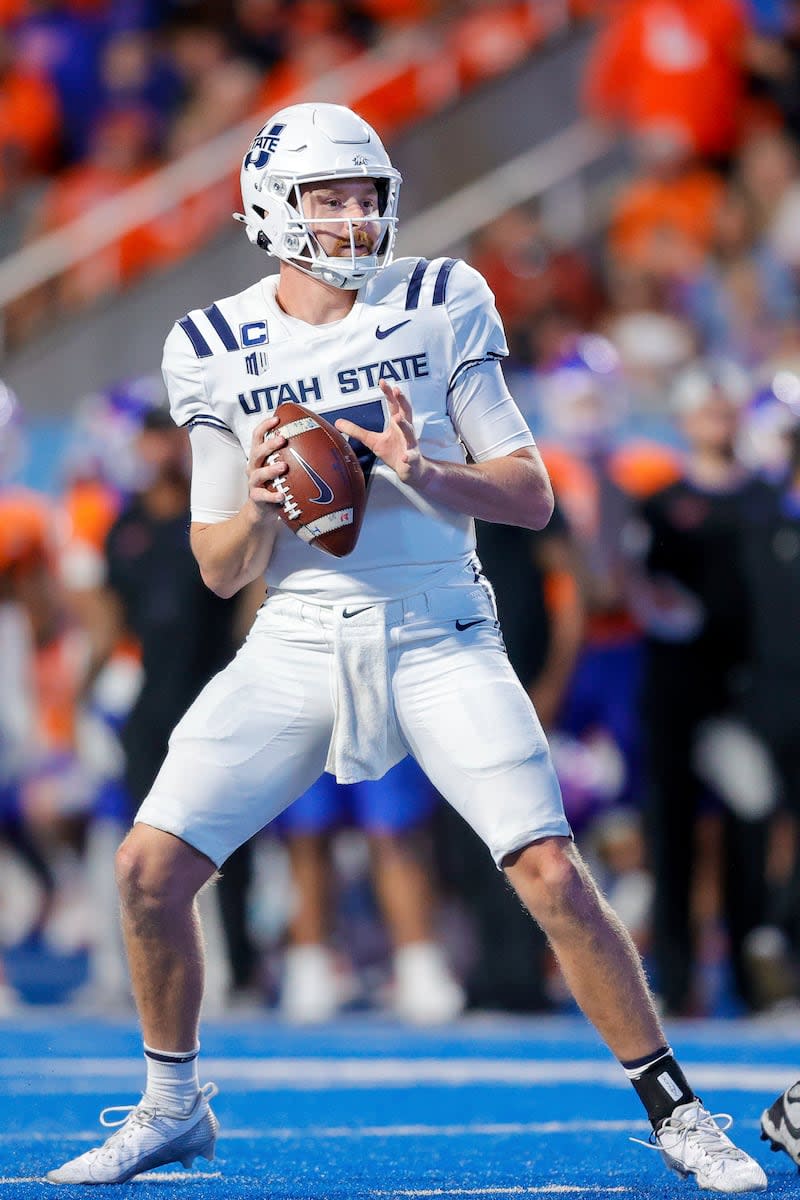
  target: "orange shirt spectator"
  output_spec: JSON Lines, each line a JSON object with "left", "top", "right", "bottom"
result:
{"left": 0, "top": 57, "right": 60, "bottom": 198}
{"left": 584, "top": 0, "right": 748, "bottom": 158}
{"left": 0, "top": 487, "right": 55, "bottom": 578}
{"left": 540, "top": 439, "right": 682, "bottom": 642}
{"left": 449, "top": 2, "right": 546, "bottom": 88}
{"left": 64, "top": 478, "right": 120, "bottom": 562}
{"left": 609, "top": 162, "right": 724, "bottom": 275}
{"left": 256, "top": 31, "right": 359, "bottom": 111}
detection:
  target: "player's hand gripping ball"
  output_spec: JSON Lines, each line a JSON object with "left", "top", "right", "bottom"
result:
{"left": 267, "top": 401, "right": 366, "bottom": 557}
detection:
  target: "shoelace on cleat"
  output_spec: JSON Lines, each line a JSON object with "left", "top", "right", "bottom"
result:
{"left": 99, "top": 1101, "right": 156, "bottom": 1131}
{"left": 94, "top": 1081, "right": 218, "bottom": 1153}
{"left": 631, "top": 1109, "right": 748, "bottom": 1163}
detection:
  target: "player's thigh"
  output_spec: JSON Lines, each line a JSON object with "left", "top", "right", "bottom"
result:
{"left": 136, "top": 626, "right": 334, "bottom": 866}
{"left": 394, "top": 627, "right": 568, "bottom": 865}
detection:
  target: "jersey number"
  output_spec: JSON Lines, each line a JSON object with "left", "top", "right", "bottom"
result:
{"left": 320, "top": 398, "right": 384, "bottom": 488}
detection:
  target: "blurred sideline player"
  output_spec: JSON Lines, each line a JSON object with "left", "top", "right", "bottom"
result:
{"left": 77, "top": 393, "right": 263, "bottom": 1009}
{"left": 0, "top": 588, "right": 36, "bottom": 1011}
{"left": 0, "top": 386, "right": 66, "bottom": 958}
{"left": 738, "top": 377, "right": 800, "bottom": 978}
{"left": 755, "top": 385, "right": 800, "bottom": 1164}
{"left": 529, "top": 342, "right": 680, "bottom": 968}
{"left": 58, "top": 383, "right": 145, "bottom": 1006}
{"left": 0, "top": 391, "right": 44, "bottom": 1007}
{"left": 275, "top": 756, "right": 465, "bottom": 1025}
{"left": 629, "top": 362, "right": 777, "bottom": 1016}
{"left": 49, "top": 102, "right": 765, "bottom": 1191}
{"left": 534, "top": 338, "right": 681, "bottom": 813}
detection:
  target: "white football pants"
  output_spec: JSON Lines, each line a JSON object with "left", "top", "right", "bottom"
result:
{"left": 135, "top": 578, "right": 570, "bottom": 867}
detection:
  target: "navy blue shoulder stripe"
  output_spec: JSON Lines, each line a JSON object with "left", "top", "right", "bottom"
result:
{"left": 405, "top": 258, "right": 428, "bottom": 310}
{"left": 178, "top": 315, "right": 212, "bottom": 358}
{"left": 432, "top": 258, "right": 456, "bottom": 306}
{"left": 204, "top": 303, "right": 239, "bottom": 352}
{"left": 186, "top": 415, "right": 233, "bottom": 433}
{"left": 447, "top": 351, "right": 505, "bottom": 394}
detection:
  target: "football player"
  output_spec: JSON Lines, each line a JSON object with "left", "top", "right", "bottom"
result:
{"left": 49, "top": 103, "right": 766, "bottom": 1191}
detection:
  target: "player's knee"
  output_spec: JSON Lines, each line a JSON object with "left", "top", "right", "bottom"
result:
{"left": 115, "top": 830, "right": 199, "bottom": 912}
{"left": 115, "top": 839, "right": 160, "bottom": 912}
{"left": 505, "top": 838, "right": 587, "bottom": 925}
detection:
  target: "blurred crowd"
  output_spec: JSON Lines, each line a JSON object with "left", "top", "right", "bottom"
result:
{"left": 4, "top": 0, "right": 800, "bottom": 1024}
{"left": 0, "top": 0, "right": 558, "bottom": 345}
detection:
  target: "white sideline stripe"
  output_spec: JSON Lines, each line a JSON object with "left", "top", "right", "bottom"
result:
{"left": 0, "top": 1117, "right": 763, "bottom": 1145}
{"left": 0, "top": 1120, "right": 650, "bottom": 1144}
{"left": 0, "top": 1179, "right": 630, "bottom": 1194}
{"left": 0, "top": 1057, "right": 793, "bottom": 1092}
{"left": 372, "top": 1190, "right": 631, "bottom": 1196}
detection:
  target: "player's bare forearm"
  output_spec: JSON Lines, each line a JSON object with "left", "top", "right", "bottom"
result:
{"left": 190, "top": 414, "right": 289, "bottom": 598}
{"left": 190, "top": 504, "right": 279, "bottom": 598}
{"left": 416, "top": 447, "right": 554, "bottom": 530}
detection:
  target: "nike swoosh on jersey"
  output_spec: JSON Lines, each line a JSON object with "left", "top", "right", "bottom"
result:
{"left": 343, "top": 605, "right": 374, "bottom": 618}
{"left": 455, "top": 618, "right": 488, "bottom": 631}
{"left": 375, "top": 320, "right": 411, "bottom": 340}
{"left": 289, "top": 448, "right": 334, "bottom": 504}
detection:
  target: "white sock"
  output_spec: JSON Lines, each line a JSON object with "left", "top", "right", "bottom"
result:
{"left": 143, "top": 1044, "right": 200, "bottom": 1115}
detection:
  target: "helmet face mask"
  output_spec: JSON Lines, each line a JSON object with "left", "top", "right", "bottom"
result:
{"left": 236, "top": 104, "right": 402, "bottom": 290}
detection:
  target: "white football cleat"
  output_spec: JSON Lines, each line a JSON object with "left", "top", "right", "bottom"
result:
{"left": 47, "top": 1082, "right": 219, "bottom": 1184}
{"left": 0, "top": 982, "right": 22, "bottom": 1016}
{"left": 634, "top": 1099, "right": 767, "bottom": 1192}
{"left": 393, "top": 941, "right": 466, "bottom": 1025}
{"left": 280, "top": 944, "right": 348, "bottom": 1024}
{"left": 761, "top": 1080, "right": 800, "bottom": 1166}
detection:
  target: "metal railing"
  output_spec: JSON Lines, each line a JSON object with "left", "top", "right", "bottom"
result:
{"left": 399, "top": 120, "right": 613, "bottom": 257}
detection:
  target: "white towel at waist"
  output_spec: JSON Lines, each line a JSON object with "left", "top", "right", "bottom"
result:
{"left": 325, "top": 604, "right": 405, "bottom": 784}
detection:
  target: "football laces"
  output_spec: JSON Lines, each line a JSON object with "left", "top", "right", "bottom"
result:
{"left": 266, "top": 450, "right": 302, "bottom": 520}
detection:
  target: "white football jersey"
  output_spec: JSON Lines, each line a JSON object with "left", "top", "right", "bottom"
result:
{"left": 162, "top": 255, "right": 534, "bottom": 602}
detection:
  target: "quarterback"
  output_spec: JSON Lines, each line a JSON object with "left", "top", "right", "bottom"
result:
{"left": 49, "top": 103, "right": 765, "bottom": 1191}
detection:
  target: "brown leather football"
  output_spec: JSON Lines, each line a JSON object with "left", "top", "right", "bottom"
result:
{"left": 267, "top": 401, "right": 366, "bottom": 557}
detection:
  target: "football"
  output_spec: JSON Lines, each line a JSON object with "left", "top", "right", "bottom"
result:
{"left": 267, "top": 401, "right": 366, "bottom": 557}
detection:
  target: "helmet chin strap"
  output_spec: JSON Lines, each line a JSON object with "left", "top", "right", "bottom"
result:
{"left": 319, "top": 267, "right": 351, "bottom": 288}
{"left": 234, "top": 209, "right": 389, "bottom": 289}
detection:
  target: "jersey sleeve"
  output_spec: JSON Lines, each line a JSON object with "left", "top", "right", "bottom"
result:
{"left": 162, "top": 320, "right": 231, "bottom": 434}
{"left": 189, "top": 424, "right": 249, "bottom": 524}
{"left": 443, "top": 262, "right": 532, "bottom": 461}
{"left": 449, "top": 359, "right": 535, "bottom": 462}
{"left": 444, "top": 260, "right": 509, "bottom": 395}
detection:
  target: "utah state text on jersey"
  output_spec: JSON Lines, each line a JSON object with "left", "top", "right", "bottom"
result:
{"left": 237, "top": 351, "right": 430, "bottom": 414}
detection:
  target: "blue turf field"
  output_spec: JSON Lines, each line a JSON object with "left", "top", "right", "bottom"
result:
{"left": 0, "top": 1013, "right": 798, "bottom": 1198}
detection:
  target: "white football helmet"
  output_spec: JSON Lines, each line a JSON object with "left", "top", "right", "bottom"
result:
{"left": 235, "top": 102, "right": 402, "bottom": 290}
